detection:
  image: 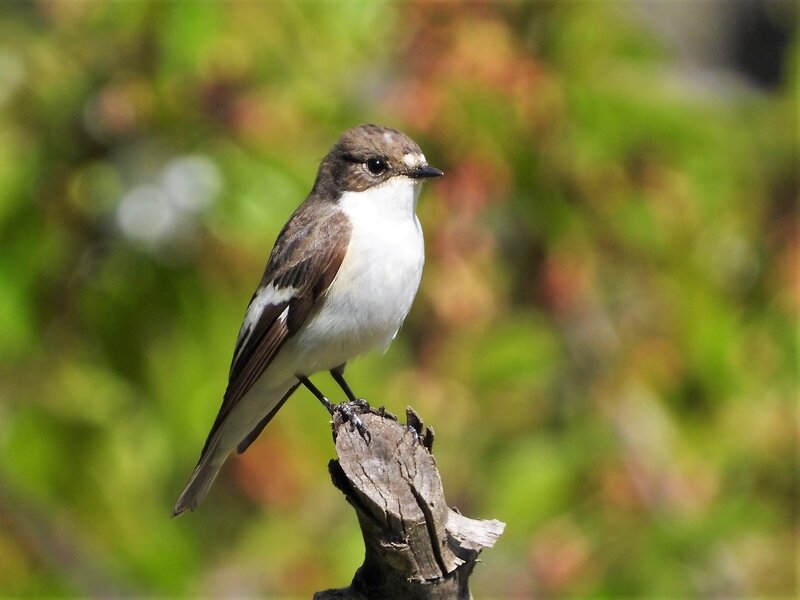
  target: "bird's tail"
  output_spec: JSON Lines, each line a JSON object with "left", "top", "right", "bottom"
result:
{"left": 172, "top": 434, "right": 227, "bottom": 517}
{"left": 172, "top": 380, "right": 299, "bottom": 517}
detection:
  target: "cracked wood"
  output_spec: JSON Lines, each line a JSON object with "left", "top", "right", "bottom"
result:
{"left": 314, "top": 407, "right": 505, "bottom": 600}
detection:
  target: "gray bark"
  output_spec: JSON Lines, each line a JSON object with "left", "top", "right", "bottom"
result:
{"left": 314, "top": 407, "right": 505, "bottom": 600}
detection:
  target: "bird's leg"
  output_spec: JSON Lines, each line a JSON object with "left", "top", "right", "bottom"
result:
{"left": 299, "top": 376, "right": 335, "bottom": 413}
{"left": 299, "top": 374, "right": 371, "bottom": 445}
{"left": 330, "top": 364, "right": 369, "bottom": 409}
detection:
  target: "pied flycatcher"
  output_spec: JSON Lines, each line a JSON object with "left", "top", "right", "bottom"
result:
{"left": 173, "top": 124, "right": 442, "bottom": 516}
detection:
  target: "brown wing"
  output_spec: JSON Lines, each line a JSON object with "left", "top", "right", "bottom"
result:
{"left": 200, "top": 203, "right": 351, "bottom": 455}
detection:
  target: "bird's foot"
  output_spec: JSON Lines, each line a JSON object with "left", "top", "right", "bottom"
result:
{"left": 350, "top": 397, "right": 370, "bottom": 411}
{"left": 333, "top": 399, "right": 372, "bottom": 445}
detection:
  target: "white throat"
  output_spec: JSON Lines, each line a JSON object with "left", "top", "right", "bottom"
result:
{"left": 338, "top": 176, "right": 422, "bottom": 224}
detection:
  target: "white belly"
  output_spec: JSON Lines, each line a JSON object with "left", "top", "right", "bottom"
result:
{"left": 290, "top": 177, "right": 425, "bottom": 372}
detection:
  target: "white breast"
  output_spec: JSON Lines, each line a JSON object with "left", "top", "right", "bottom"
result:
{"left": 292, "top": 176, "right": 425, "bottom": 371}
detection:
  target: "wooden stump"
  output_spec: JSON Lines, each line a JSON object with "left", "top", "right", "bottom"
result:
{"left": 314, "top": 407, "right": 505, "bottom": 600}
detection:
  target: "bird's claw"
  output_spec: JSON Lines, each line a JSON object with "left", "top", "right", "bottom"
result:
{"left": 351, "top": 397, "right": 370, "bottom": 411}
{"left": 334, "top": 400, "right": 372, "bottom": 445}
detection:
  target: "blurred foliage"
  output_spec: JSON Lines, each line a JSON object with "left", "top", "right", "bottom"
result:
{"left": 0, "top": 1, "right": 797, "bottom": 598}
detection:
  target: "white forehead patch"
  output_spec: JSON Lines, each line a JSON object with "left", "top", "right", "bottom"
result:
{"left": 383, "top": 132, "right": 394, "bottom": 144}
{"left": 402, "top": 152, "right": 426, "bottom": 167}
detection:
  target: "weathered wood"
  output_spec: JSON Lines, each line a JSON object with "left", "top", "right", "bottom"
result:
{"left": 314, "top": 407, "right": 505, "bottom": 600}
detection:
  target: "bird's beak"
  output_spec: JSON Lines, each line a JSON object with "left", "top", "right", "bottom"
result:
{"left": 407, "top": 164, "right": 444, "bottom": 179}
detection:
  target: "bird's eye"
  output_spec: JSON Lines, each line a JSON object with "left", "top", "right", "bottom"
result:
{"left": 365, "top": 158, "right": 387, "bottom": 176}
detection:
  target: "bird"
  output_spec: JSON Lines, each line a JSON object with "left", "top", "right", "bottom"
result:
{"left": 173, "top": 124, "right": 443, "bottom": 516}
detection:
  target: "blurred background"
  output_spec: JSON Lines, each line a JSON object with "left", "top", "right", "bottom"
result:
{"left": 0, "top": 1, "right": 796, "bottom": 597}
